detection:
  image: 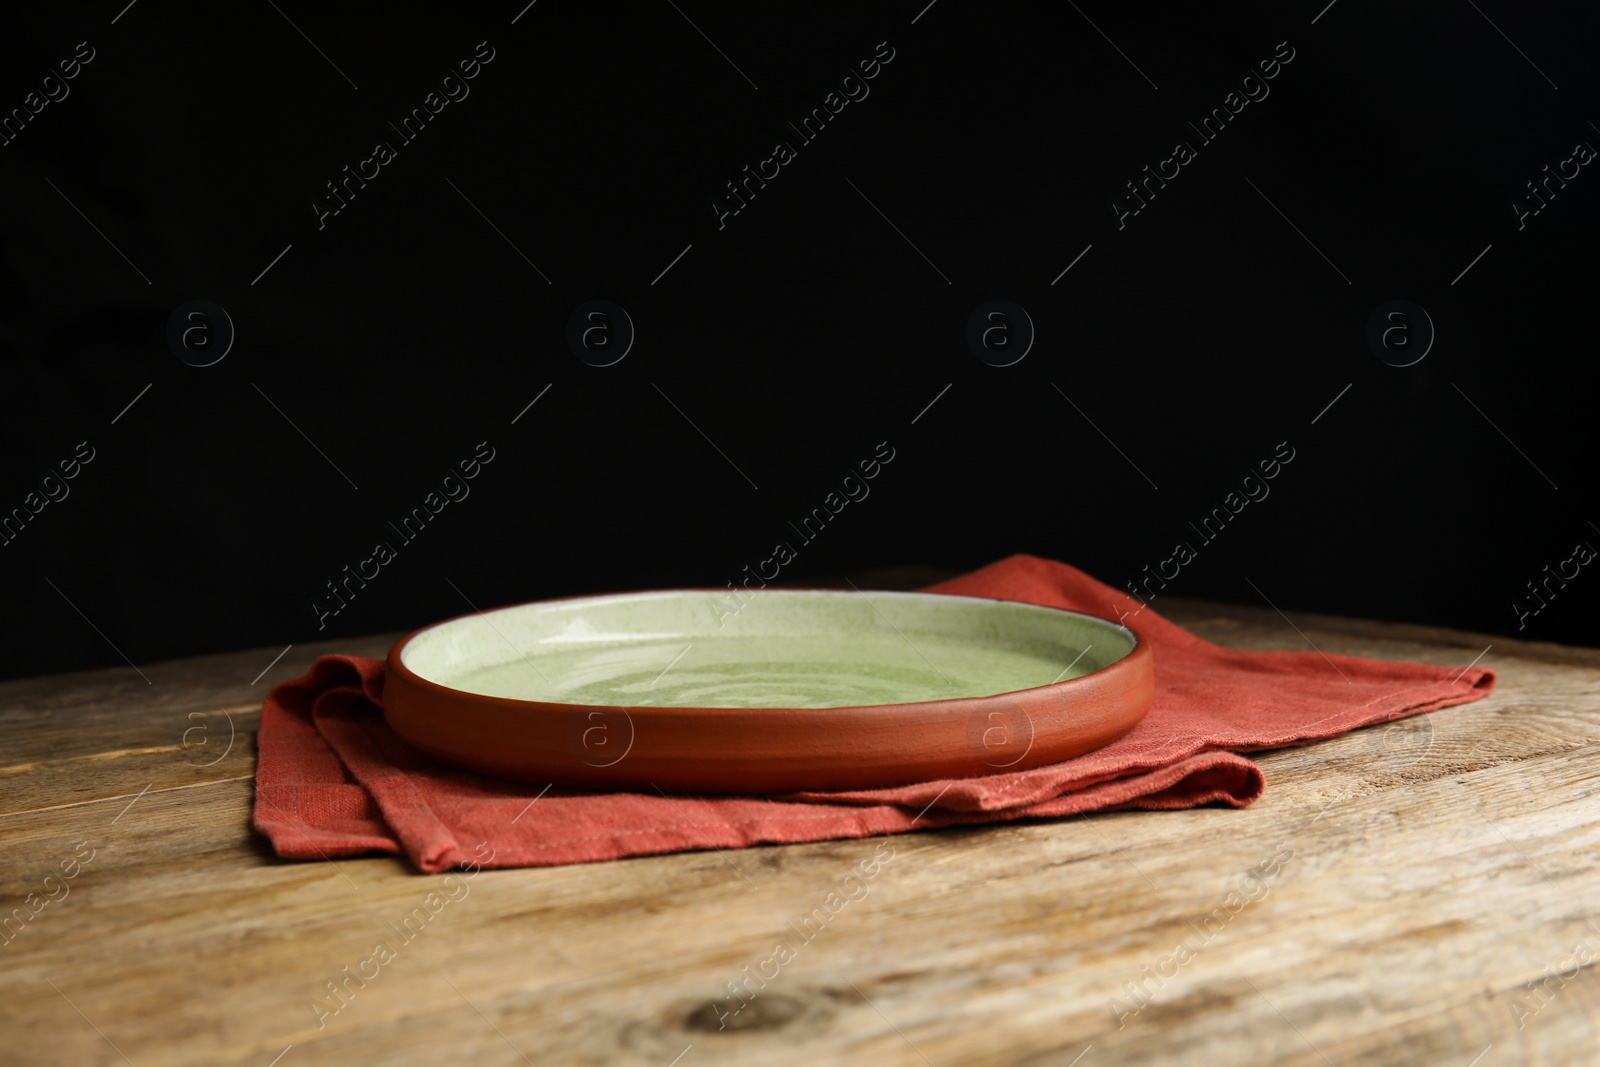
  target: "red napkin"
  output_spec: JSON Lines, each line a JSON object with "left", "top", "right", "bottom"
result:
{"left": 252, "top": 555, "right": 1495, "bottom": 871}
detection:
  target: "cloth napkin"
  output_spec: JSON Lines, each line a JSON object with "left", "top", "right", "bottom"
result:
{"left": 252, "top": 555, "right": 1495, "bottom": 871}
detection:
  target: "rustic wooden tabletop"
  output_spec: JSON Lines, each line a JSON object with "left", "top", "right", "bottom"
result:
{"left": 3, "top": 594, "right": 1598, "bottom": 1066}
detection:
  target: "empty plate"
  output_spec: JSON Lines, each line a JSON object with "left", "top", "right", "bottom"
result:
{"left": 383, "top": 588, "right": 1154, "bottom": 793}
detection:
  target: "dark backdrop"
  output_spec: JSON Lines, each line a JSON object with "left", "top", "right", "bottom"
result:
{"left": 2, "top": 1, "right": 1596, "bottom": 683}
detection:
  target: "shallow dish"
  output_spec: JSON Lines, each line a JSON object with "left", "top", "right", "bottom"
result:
{"left": 383, "top": 589, "right": 1154, "bottom": 793}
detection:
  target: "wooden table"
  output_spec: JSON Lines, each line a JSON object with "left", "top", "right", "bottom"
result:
{"left": 4, "top": 594, "right": 1599, "bottom": 1066}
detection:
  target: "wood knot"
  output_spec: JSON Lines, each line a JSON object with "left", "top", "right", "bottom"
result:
{"left": 683, "top": 991, "right": 808, "bottom": 1033}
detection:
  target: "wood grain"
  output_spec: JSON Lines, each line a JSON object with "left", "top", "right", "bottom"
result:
{"left": 2, "top": 601, "right": 1598, "bottom": 1066}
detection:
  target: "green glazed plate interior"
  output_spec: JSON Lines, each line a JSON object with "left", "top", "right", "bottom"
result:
{"left": 401, "top": 590, "right": 1134, "bottom": 710}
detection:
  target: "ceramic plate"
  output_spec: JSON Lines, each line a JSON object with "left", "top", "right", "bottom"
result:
{"left": 383, "top": 589, "right": 1154, "bottom": 793}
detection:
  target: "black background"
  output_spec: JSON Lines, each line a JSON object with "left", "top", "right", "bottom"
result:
{"left": 1, "top": 1, "right": 1596, "bottom": 683}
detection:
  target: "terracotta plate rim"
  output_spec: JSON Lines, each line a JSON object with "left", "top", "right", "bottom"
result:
{"left": 384, "top": 587, "right": 1146, "bottom": 718}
